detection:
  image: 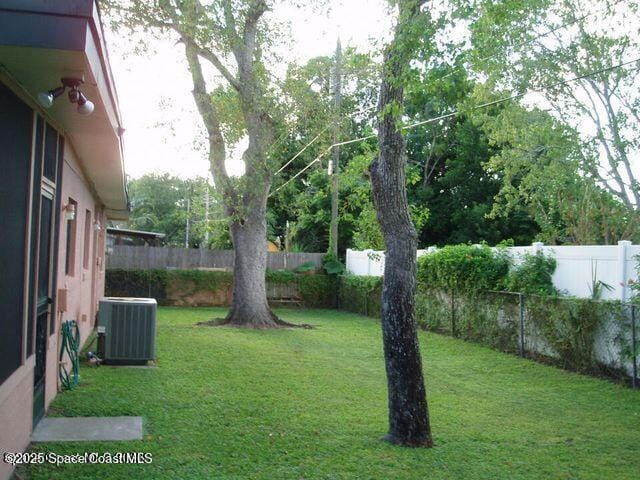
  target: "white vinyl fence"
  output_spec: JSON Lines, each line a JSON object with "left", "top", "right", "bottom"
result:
{"left": 346, "top": 241, "right": 640, "bottom": 301}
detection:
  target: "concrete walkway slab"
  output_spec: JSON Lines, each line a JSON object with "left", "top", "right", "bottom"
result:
{"left": 32, "top": 416, "right": 143, "bottom": 442}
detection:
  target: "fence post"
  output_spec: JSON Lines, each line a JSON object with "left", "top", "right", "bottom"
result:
{"left": 518, "top": 293, "right": 525, "bottom": 358}
{"left": 632, "top": 305, "right": 637, "bottom": 389}
{"left": 450, "top": 291, "right": 456, "bottom": 337}
{"left": 618, "top": 240, "right": 631, "bottom": 302}
{"left": 364, "top": 290, "right": 368, "bottom": 317}
{"left": 366, "top": 250, "right": 372, "bottom": 276}
{"left": 532, "top": 241, "right": 544, "bottom": 254}
{"left": 345, "top": 249, "right": 351, "bottom": 274}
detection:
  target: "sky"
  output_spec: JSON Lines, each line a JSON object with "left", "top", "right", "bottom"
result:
{"left": 105, "top": 0, "right": 638, "bottom": 200}
{"left": 105, "top": 0, "right": 392, "bottom": 180}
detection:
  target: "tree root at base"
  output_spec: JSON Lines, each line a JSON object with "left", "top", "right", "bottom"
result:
{"left": 196, "top": 317, "right": 314, "bottom": 329}
{"left": 383, "top": 433, "right": 434, "bottom": 448}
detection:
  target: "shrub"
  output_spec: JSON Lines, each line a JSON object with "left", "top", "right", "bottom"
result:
{"left": 417, "top": 244, "right": 510, "bottom": 294}
{"left": 293, "top": 261, "right": 317, "bottom": 274}
{"left": 105, "top": 269, "right": 169, "bottom": 303}
{"left": 505, "top": 252, "right": 557, "bottom": 295}
{"left": 322, "top": 253, "right": 346, "bottom": 275}
{"left": 337, "top": 275, "right": 382, "bottom": 317}
{"left": 267, "top": 270, "right": 336, "bottom": 307}
{"left": 106, "top": 269, "right": 335, "bottom": 308}
{"left": 526, "top": 296, "right": 627, "bottom": 374}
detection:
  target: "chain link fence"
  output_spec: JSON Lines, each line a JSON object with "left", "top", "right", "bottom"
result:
{"left": 416, "top": 288, "right": 638, "bottom": 386}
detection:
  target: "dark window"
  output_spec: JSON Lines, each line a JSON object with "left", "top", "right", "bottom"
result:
{"left": 43, "top": 124, "right": 57, "bottom": 181}
{"left": 83, "top": 209, "right": 91, "bottom": 269}
{"left": 37, "top": 197, "right": 53, "bottom": 301}
{"left": 0, "top": 81, "right": 33, "bottom": 382}
{"left": 26, "top": 116, "right": 44, "bottom": 357}
{"left": 65, "top": 199, "right": 77, "bottom": 276}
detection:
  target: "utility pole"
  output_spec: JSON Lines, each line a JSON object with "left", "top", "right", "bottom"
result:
{"left": 185, "top": 196, "right": 190, "bottom": 248}
{"left": 204, "top": 188, "right": 210, "bottom": 248}
{"left": 328, "top": 38, "right": 342, "bottom": 258}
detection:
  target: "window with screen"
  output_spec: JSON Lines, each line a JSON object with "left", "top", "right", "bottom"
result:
{"left": 26, "top": 116, "right": 45, "bottom": 358}
{"left": 43, "top": 123, "right": 57, "bottom": 182}
{"left": 83, "top": 209, "right": 92, "bottom": 269}
{"left": 0, "top": 81, "right": 33, "bottom": 382}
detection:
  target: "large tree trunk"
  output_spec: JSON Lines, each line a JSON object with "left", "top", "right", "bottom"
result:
{"left": 222, "top": 108, "right": 284, "bottom": 328}
{"left": 177, "top": 2, "right": 284, "bottom": 329}
{"left": 225, "top": 213, "right": 280, "bottom": 327}
{"left": 369, "top": 0, "right": 434, "bottom": 448}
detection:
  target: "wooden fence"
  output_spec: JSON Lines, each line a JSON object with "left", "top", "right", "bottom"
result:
{"left": 107, "top": 245, "right": 325, "bottom": 271}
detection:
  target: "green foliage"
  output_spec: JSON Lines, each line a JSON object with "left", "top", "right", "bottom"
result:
{"left": 267, "top": 49, "right": 380, "bottom": 253}
{"left": 526, "top": 296, "right": 627, "bottom": 374}
{"left": 476, "top": 97, "right": 640, "bottom": 245}
{"left": 416, "top": 287, "right": 520, "bottom": 352}
{"left": 126, "top": 174, "right": 230, "bottom": 249}
{"left": 323, "top": 260, "right": 345, "bottom": 275}
{"left": 265, "top": 270, "right": 336, "bottom": 308}
{"left": 417, "top": 244, "right": 510, "bottom": 294}
{"left": 338, "top": 273, "right": 633, "bottom": 381}
{"left": 171, "top": 269, "right": 233, "bottom": 292}
{"left": 292, "top": 261, "right": 317, "bottom": 274}
{"left": 105, "top": 269, "right": 334, "bottom": 308}
{"left": 105, "top": 269, "right": 168, "bottom": 303}
{"left": 337, "top": 275, "right": 382, "bottom": 317}
{"left": 322, "top": 253, "right": 345, "bottom": 275}
{"left": 468, "top": 0, "right": 640, "bottom": 240}
{"left": 505, "top": 252, "right": 557, "bottom": 296}
{"left": 291, "top": 273, "right": 336, "bottom": 308}
{"left": 404, "top": 65, "right": 539, "bottom": 247}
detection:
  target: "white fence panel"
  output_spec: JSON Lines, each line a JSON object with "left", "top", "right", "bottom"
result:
{"left": 346, "top": 242, "right": 640, "bottom": 301}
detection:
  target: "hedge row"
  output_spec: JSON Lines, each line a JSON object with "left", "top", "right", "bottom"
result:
{"left": 106, "top": 269, "right": 336, "bottom": 308}
{"left": 337, "top": 275, "right": 382, "bottom": 317}
{"left": 417, "top": 244, "right": 558, "bottom": 295}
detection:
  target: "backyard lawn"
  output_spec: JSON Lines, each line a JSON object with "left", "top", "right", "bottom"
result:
{"left": 21, "top": 307, "right": 640, "bottom": 479}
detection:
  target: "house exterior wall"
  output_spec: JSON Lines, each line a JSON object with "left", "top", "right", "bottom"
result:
{"left": 0, "top": 358, "right": 34, "bottom": 480}
{"left": 0, "top": 77, "right": 112, "bottom": 480}
{"left": 45, "top": 146, "right": 107, "bottom": 409}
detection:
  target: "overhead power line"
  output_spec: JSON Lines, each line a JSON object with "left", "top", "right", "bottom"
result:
{"left": 273, "top": 103, "right": 376, "bottom": 177}
{"left": 274, "top": 128, "right": 329, "bottom": 175}
{"left": 269, "top": 56, "right": 640, "bottom": 197}
{"left": 272, "top": 0, "right": 624, "bottom": 182}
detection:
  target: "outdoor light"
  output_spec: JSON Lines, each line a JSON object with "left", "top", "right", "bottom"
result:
{"left": 64, "top": 203, "right": 76, "bottom": 221}
{"left": 76, "top": 93, "right": 94, "bottom": 116}
{"left": 37, "top": 86, "right": 65, "bottom": 108}
{"left": 37, "top": 77, "right": 94, "bottom": 116}
{"left": 94, "top": 221, "right": 102, "bottom": 232}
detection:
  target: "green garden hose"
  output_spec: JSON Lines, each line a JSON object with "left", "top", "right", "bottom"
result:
{"left": 59, "top": 320, "right": 80, "bottom": 390}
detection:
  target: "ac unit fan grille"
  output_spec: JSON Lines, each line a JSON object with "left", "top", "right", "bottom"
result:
{"left": 106, "top": 302, "right": 156, "bottom": 361}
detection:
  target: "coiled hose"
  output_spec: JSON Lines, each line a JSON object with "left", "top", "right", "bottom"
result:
{"left": 59, "top": 320, "right": 80, "bottom": 390}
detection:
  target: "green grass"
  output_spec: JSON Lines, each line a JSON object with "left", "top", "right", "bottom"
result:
{"left": 22, "top": 308, "right": 640, "bottom": 479}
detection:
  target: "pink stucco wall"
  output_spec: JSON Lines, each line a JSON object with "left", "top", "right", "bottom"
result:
{"left": 0, "top": 358, "right": 34, "bottom": 480}
{"left": 46, "top": 146, "right": 107, "bottom": 408}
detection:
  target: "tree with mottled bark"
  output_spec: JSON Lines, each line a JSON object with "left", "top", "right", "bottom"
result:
{"left": 105, "top": 0, "right": 311, "bottom": 328}
{"left": 369, "top": 0, "right": 434, "bottom": 447}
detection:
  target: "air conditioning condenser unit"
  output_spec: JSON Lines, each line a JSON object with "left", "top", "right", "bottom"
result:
{"left": 97, "top": 297, "right": 157, "bottom": 364}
